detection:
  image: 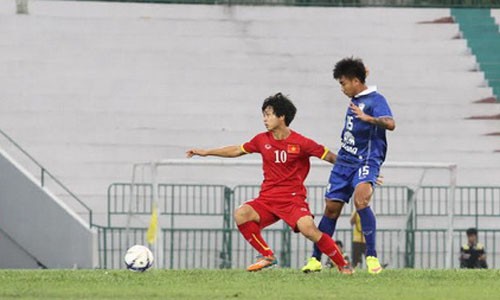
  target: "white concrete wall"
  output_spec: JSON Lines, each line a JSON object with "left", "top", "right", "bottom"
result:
{"left": 0, "top": 229, "right": 41, "bottom": 268}
{"left": 0, "top": 149, "right": 97, "bottom": 268}
{"left": 492, "top": 9, "right": 500, "bottom": 27}
{"left": 0, "top": 1, "right": 498, "bottom": 226}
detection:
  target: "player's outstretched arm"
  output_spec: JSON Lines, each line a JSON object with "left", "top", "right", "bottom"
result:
{"left": 186, "top": 145, "right": 246, "bottom": 158}
{"left": 349, "top": 102, "right": 396, "bottom": 131}
{"left": 322, "top": 151, "right": 337, "bottom": 164}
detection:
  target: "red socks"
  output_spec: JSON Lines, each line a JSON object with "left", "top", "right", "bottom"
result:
{"left": 238, "top": 223, "right": 346, "bottom": 267}
{"left": 316, "top": 233, "right": 348, "bottom": 267}
{"left": 237, "top": 221, "right": 274, "bottom": 257}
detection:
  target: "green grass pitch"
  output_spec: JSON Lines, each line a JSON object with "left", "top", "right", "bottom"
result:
{"left": 1, "top": 269, "right": 499, "bottom": 299}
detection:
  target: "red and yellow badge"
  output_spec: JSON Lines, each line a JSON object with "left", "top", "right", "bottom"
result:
{"left": 287, "top": 144, "right": 300, "bottom": 154}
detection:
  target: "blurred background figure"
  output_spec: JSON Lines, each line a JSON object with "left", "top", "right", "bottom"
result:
{"left": 460, "top": 228, "right": 488, "bottom": 269}
{"left": 350, "top": 211, "right": 366, "bottom": 268}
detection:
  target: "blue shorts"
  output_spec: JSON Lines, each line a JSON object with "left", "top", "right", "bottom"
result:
{"left": 324, "top": 163, "right": 380, "bottom": 203}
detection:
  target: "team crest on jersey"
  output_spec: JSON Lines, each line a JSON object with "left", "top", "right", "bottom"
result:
{"left": 341, "top": 131, "right": 358, "bottom": 155}
{"left": 358, "top": 103, "right": 366, "bottom": 111}
{"left": 287, "top": 144, "right": 300, "bottom": 154}
{"left": 264, "top": 144, "right": 272, "bottom": 150}
{"left": 343, "top": 131, "right": 355, "bottom": 146}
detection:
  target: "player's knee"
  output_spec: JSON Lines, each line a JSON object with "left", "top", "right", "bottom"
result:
{"left": 324, "top": 201, "right": 343, "bottom": 219}
{"left": 304, "top": 228, "right": 322, "bottom": 242}
{"left": 324, "top": 208, "right": 340, "bottom": 219}
{"left": 297, "top": 219, "right": 321, "bottom": 242}
{"left": 233, "top": 206, "right": 250, "bottom": 223}
{"left": 233, "top": 205, "right": 257, "bottom": 224}
{"left": 354, "top": 198, "right": 370, "bottom": 209}
{"left": 354, "top": 184, "right": 372, "bottom": 209}
{"left": 300, "top": 227, "right": 317, "bottom": 241}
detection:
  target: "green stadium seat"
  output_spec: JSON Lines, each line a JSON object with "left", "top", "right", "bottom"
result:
{"left": 452, "top": 8, "right": 500, "bottom": 101}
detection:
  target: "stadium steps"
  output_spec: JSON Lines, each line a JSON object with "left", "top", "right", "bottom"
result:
{"left": 0, "top": 1, "right": 499, "bottom": 228}
{"left": 0, "top": 139, "right": 96, "bottom": 269}
{"left": 452, "top": 8, "right": 500, "bottom": 100}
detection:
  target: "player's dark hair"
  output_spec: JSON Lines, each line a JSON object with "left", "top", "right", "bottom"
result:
{"left": 333, "top": 57, "right": 367, "bottom": 84}
{"left": 336, "top": 240, "right": 343, "bottom": 248}
{"left": 466, "top": 228, "right": 478, "bottom": 236}
{"left": 262, "top": 92, "right": 297, "bottom": 126}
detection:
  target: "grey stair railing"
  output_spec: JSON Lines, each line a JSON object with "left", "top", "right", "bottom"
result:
{"left": 0, "top": 128, "right": 93, "bottom": 226}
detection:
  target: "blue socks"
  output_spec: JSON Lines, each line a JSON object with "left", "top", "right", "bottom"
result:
{"left": 357, "top": 206, "right": 377, "bottom": 257}
{"left": 311, "top": 207, "right": 377, "bottom": 260}
{"left": 312, "top": 216, "right": 337, "bottom": 260}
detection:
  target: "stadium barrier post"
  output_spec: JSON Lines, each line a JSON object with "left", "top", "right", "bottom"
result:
{"left": 125, "top": 164, "right": 139, "bottom": 248}
{"left": 446, "top": 165, "right": 458, "bottom": 269}
{"left": 405, "top": 188, "right": 415, "bottom": 268}
{"left": 151, "top": 162, "right": 163, "bottom": 269}
{"left": 221, "top": 187, "right": 233, "bottom": 269}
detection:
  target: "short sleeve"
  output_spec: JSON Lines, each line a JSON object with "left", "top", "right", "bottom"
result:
{"left": 241, "top": 134, "right": 261, "bottom": 154}
{"left": 372, "top": 96, "right": 393, "bottom": 119}
{"left": 301, "top": 136, "right": 329, "bottom": 160}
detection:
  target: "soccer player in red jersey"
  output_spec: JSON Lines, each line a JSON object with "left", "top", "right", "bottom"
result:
{"left": 186, "top": 93, "right": 352, "bottom": 273}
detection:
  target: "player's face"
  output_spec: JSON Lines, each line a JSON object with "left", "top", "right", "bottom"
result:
{"left": 467, "top": 234, "right": 477, "bottom": 245}
{"left": 338, "top": 76, "right": 359, "bottom": 98}
{"left": 262, "top": 106, "right": 283, "bottom": 131}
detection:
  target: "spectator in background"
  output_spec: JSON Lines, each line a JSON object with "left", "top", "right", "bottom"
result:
{"left": 350, "top": 210, "right": 366, "bottom": 268}
{"left": 460, "top": 228, "right": 487, "bottom": 269}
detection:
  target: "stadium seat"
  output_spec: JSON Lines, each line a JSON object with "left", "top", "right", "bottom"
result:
{"left": 0, "top": 1, "right": 498, "bottom": 225}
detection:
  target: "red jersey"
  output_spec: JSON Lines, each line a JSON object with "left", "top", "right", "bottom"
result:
{"left": 241, "top": 130, "right": 329, "bottom": 199}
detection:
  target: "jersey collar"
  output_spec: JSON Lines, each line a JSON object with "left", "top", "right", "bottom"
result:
{"left": 354, "top": 86, "right": 377, "bottom": 98}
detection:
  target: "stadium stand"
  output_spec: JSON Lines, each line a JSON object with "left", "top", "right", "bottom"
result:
{"left": 1, "top": 0, "right": 499, "bottom": 222}
{"left": 493, "top": 9, "right": 500, "bottom": 24}
{"left": 0, "top": 1, "right": 499, "bottom": 268}
{"left": 452, "top": 8, "right": 500, "bottom": 102}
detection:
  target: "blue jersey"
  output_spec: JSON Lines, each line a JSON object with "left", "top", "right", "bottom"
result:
{"left": 336, "top": 86, "right": 393, "bottom": 167}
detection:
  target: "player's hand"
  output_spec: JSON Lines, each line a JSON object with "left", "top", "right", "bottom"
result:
{"left": 186, "top": 149, "right": 208, "bottom": 158}
{"left": 349, "top": 102, "right": 371, "bottom": 122}
{"left": 376, "top": 175, "right": 384, "bottom": 186}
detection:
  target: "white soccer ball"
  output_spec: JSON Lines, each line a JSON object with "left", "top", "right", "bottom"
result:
{"left": 124, "top": 245, "right": 154, "bottom": 272}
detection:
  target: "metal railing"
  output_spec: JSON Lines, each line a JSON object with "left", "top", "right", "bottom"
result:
{"left": 109, "top": 182, "right": 500, "bottom": 220}
{"left": 0, "top": 128, "right": 93, "bottom": 226}
{"left": 97, "top": 222, "right": 500, "bottom": 269}
{"left": 101, "top": 183, "right": 500, "bottom": 269}
{"left": 107, "top": 183, "right": 413, "bottom": 217}
{"left": 417, "top": 186, "right": 500, "bottom": 217}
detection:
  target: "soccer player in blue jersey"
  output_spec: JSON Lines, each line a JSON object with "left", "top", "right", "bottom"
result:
{"left": 302, "top": 57, "right": 395, "bottom": 274}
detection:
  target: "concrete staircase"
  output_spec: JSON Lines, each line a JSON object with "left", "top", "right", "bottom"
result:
{"left": 0, "top": 1, "right": 498, "bottom": 227}
{"left": 452, "top": 8, "right": 500, "bottom": 101}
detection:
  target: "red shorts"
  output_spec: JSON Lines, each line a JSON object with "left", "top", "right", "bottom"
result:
{"left": 244, "top": 196, "right": 313, "bottom": 232}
